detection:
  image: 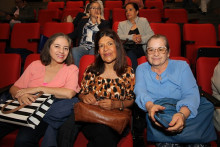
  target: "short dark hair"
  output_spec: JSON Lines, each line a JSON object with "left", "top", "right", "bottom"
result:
{"left": 146, "top": 34, "right": 170, "bottom": 52}
{"left": 40, "top": 33, "right": 73, "bottom": 66}
{"left": 88, "top": 29, "right": 127, "bottom": 77}
{"left": 125, "top": 2, "right": 139, "bottom": 11}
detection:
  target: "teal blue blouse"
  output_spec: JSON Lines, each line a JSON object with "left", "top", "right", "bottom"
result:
{"left": 134, "top": 59, "right": 200, "bottom": 119}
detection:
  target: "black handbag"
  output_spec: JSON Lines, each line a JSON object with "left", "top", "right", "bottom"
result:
{"left": 122, "top": 39, "right": 143, "bottom": 51}
{"left": 122, "top": 40, "right": 135, "bottom": 51}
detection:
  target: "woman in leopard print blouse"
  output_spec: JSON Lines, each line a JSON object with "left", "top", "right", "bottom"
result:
{"left": 79, "top": 29, "right": 135, "bottom": 147}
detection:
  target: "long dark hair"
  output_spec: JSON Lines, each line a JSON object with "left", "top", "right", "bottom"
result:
{"left": 40, "top": 33, "right": 73, "bottom": 66}
{"left": 88, "top": 29, "right": 127, "bottom": 77}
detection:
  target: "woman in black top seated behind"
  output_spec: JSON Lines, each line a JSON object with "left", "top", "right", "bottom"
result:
{"left": 117, "top": 2, "right": 154, "bottom": 71}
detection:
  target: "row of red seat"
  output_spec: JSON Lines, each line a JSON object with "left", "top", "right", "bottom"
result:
{"left": 37, "top": 0, "right": 162, "bottom": 24}
{"left": 46, "top": 0, "right": 163, "bottom": 10}
{"left": 1, "top": 22, "right": 220, "bottom": 70}
{"left": 37, "top": 0, "right": 188, "bottom": 28}
{"left": 38, "top": 7, "right": 189, "bottom": 24}
{"left": 111, "top": 8, "right": 190, "bottom": 24}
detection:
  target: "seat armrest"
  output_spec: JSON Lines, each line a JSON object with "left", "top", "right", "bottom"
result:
{"left": 28, "top": 39, "right": 40, "bottom": 43}
{"left": 52, "top": 18, "right": 61, "bottom": 22}
{"left": 184, "top": 40, "right": 195, "bottom": 45}
{"left": 188, "top": 18, "right": 200, "bottom": 24}
{"left": 0, "top": 39, "right": 9, "bottom": 42}
{"left": 161, "top": 17, "right": 169, "bottom": 23}
{"left": 0, "top": 84, "right": 13, "bottom": 94}
{"left": 199, "top": 88, "right": 220, "bottom": 108}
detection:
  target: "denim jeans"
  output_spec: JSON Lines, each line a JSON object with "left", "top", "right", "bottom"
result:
{"left": 41, "top": 97, "right": 79, "bottom": 147}
{"left": 72, "top": 46, "right": 94, "bottom": 67}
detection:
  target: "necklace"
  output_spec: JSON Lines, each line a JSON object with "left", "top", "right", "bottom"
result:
{"left": 151, "top": 67, "right": 162, "bottom": 80}
{"left": 156, "top": 73, "right": 162, "bottom": 80}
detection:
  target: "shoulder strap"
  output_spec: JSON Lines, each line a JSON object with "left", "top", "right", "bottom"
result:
{"left": 1, "top": 91, "right": 44, "bottom": 114}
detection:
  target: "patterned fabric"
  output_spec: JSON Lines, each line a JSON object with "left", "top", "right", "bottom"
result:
{"left": 80, "top": 66, "right": 135, "bottom": 101}
{"left": 0, "top": 94, "right": 54, "bottom": 129}
{"left": 79, "top": 19, "right": 99, "bottom": 50}
{"left": 156, "top": 143, "right": 211, "bottom": 147}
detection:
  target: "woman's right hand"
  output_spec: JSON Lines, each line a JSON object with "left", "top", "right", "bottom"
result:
{"left": 95, "top": 14, "right": 101, "bottom": 24}
{"left": 81, "top": 93, "right": 97, "bottom": 105}
{"left": 132, "top": 34, "right": 142, "bottom": 44}
{"left": 146, "top": 101, "right": 165, "bottom": 124}
{"left": 17, "top": 93, "right": 37, "bottom": 105}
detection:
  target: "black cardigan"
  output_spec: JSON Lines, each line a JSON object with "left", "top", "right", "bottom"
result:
{"left": 68, "top": 18, "right": 110, "bottom": 46}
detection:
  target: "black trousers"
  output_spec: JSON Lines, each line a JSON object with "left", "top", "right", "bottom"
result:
{"left": 57, "top": 112, "right": 81, "bottom": 147}
{"left": 82, "top": 123, "right": 121, "bottom": 147}
{"left": 57, "top": 113, "right": 126, "bottom": 147}
{"left": 0, "top": 120, "right": 48, "bottom": 147}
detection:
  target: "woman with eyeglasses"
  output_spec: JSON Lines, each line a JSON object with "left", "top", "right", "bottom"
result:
{"left": 117, "top": 2, "right": 154, "bottom": 72}
{"left": 68, "top": 1, "right": 110, "bottom": 67}
{"left": 134, "top": 34, "right": 216, "bottom": 146}
{"left": 65, "top": 0, "right": 104, "bottom": 28}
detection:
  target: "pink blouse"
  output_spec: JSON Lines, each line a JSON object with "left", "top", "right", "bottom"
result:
{"left": 14, "top": 60, "right": 80, "bottom": 93}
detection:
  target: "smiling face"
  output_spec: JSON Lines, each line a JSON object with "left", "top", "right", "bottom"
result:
{"left": 49, "top": 36, "right": 70, "bottom": 65}
{"left": 125, "top": 4, "right": 138, "bottom": 21}
{"left": 147, "top": 37, "right": 170, "bottom": 68}
{"left": 98, "top": 35, "right": 117, "bottom": 64}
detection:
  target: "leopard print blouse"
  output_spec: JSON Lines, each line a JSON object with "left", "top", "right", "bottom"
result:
{"left": 80, "top": 66, "right": 135, "bottom": 101}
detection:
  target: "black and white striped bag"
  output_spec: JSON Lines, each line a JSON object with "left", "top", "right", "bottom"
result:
{"left": 0, "top": 92, "right": 54, "bottom": 129}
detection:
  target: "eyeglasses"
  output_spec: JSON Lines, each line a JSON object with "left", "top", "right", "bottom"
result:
{"left": 90, "top": 7, "right": 101, "bottom": 10}
{"left": 146, "top": 46, "right": 167, "bottom": 55}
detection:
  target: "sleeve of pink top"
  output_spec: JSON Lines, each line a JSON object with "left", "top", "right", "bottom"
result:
{"left": 62, "top": 65, "right": 81, "bottom": 93}
{"left": 13, "top": 61, "right": 36, "bottom": 89}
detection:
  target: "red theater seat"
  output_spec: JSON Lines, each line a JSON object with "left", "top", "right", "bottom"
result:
{"left": 0, "top": 54, "right": 21, "bottom": 88}
{"left": 0, "top": 23, "right": 10, "bottom": 53}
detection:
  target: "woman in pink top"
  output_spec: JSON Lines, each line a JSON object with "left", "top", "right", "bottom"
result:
{"left": 0, "top": 33, "right": 80, "bottom": 147}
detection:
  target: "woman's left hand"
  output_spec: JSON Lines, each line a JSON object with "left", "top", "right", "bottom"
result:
{"left": 135, "top": 35, "right": 142, "bottom": 44}
{"left": 98, "top": 99, "right": 113, "bottom": 110}
{"left": 15, "top": 87, "right": 40, "bottom": 98}
{"left": 166, "top": 113, "right": 185, "bottom": 133}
